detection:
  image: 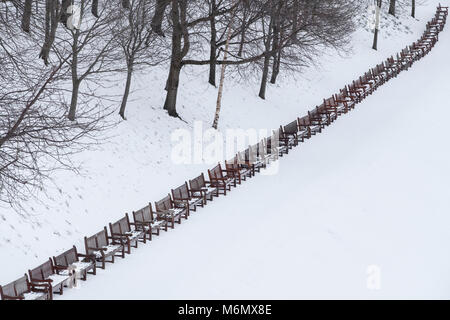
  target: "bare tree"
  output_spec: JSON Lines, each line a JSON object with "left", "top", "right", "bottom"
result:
{"left": 0, "top": 1, "right": 111, "bottom": 209}
{"left": 114, "top": 0, "right": 166, "bottom": 119}
{"left": 62, "top": 0, "right": 119, "bottom": 121}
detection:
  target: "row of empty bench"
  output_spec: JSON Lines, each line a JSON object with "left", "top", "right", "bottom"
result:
{"left": 0, "top": 4, "right": 447, "bottom": 300}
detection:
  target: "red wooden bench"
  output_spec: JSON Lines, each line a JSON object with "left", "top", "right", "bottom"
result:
{"left": 208, "top": 163, "right": 236, "bottom": 195}
{"left": 133, "top": 203, "right": 168, "bottom": 240}
{"left": 84, "top": 227, "right": 125, "bottom": 269}
{"left": 333, "top": 92, "right": 355, "bottom": 113}
{"left": 172, "top": 182, "right": 205, "bottom": 211}
{"left": 189, "top": 173, "right": 219, "bottom": 203}
{"left": 238, "top": 143, "right": 269, "bottom": 173}
{"left": 28, "top": 259, "right": 71, "bottom": 297}
{"left": 297, "top": 116, "right": 314, "bottom": 139}
{"left": 281, "top": 120, "right": 301, "bottom": 146}
{"left": 225, "top": 156, "right": 253, "bottom": 184}
{"left": 109, "top": 214, "right": 147, "bottom": 254}
{"left": 155, "top": 195, "right": 186, "bottom": 228}
{"left": 307, "top": 108, "right": 327, "bottom": 130}
{"left": 53, "top": 246, "right": 96, "bottom": 281}
{"left": 0, "top": 274, "right": 50, "bottom": 300}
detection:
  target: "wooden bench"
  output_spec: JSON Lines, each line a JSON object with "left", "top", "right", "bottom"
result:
{"left": 53, "top": 246, "right": 96, "bottom": 281}
{"left": 225, "top": 156, "right": 253, "bottom": 184}
{"left": 172, "top": 182, "right": 205, "bottom": 211}
{"left": 208, "top": 163, "right": 236, "bottom": 195}
{"left": 332, "top": 93, "right": 354, "bottom": 114}
{"left": 307, "top": 108, "right": 327, "bottom": 129}
{"left": 238, "top": 143, "right": 268, "bottom": 173}
{"left": 371, "top": 64, "right": 388, "bottom": 84}
{"left": 340, "top": 86, "right": 359, "bottom": 104}
{"left": 384, "top": 56, "right": 401, "bottom": 77}
{"left": 272, "top": 128, "right": 291, "bottom": 155}
{"left": 84, "top": 227, "right": 125, "bottom": 269}
{"left": 318, "top": 102, "right": 337, "bottom": 125}
{"left": 155, "top": 195, "right": 186, "bottom": 228}
{"left": 189, "top": 173, "right": 219, "bottom": 202}
{"left": 281, "top": 120, "right": 300, "bottom": 146}
{"left": 109, "top": 214, "right": 147, "bottom": 254}
{"left": 133, "top": 203, "right": 168, "bottom": 240}
{"left": 360, "top": 73, "right": 377, "bottom": 92}
{"left": 352, "top": 78, "right": 370, "bottom": 98}
{"left": 0, "top": 274, "right": 50, "bottom": 300}
{"left": 266, "top": 130, "right": 290, "bottom": 159}
{"left": 28, "top": 259, "right": 71, "bottom": 297}
{"left": 297, "top": 116, "right": 315, "bottom": 138}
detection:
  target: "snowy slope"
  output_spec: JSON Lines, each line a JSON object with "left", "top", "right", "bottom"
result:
{"left": 0, "top": 0, "right": 447, "bottom": 299}
{"left": 61, "top": 19, "right": 450, "bottom": 298}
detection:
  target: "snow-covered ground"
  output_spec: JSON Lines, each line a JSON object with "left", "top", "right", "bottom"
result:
{"left": 1, "top": 1, "right": 449, "bottom": 299}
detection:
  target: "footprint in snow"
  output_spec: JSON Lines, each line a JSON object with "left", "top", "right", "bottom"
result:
{"left": 327, "top": 229, "right": 341, "bottom": 241}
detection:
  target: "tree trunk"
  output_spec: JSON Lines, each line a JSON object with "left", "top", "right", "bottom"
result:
{"left": 40, "top": 0, "right": 59, "bottom": 66}
{"left": 388, "top": 0, "right": 395, "bottom": 16}
{"left": 151, "top": 0, "right": 170, "bottom": 36}
{"left": 259, "top": 8, "right": 275, "bottom": 100}
{"left": 270, "top": 48, "right": 281, "bottom": 84}
{"left": 68, "top": 28, "right": 79, "bottom": 121}
{"left": 372, "top": 28, "right": 379, "bottom": 50}
{"left": 270, "top": 5, "right": 282, "bottom": 85}
{"left": 209, "top": 0, "right": 217, "bottom": 87}
{"left": 259, "top": 53, "right": 271, "bottom": 99}
{"left": 238, "top": 6, "right": 247, "bottom": 57}
{"left": 163, "top": 0, "right": 186, "bottom": 118}
{"left": 212, "top": 22, "right": 233, "bottom": 129}
{"left": 92, "top": 0, "right": 99, "bottom": 18}
{"left": 68, "top": 80, "right": 80, "bottom": 121}
{"left": 411, "top": 0, "right": 415, "bottom": 18}
{"left": 372, "top": 1, "right": 381, "bottom": 51}
{"left": 164, "top": 62, "right": 182, "bottom": 117}
{"left": 119, "top": 59, "right": 134, "bottom": 120}
{"left": 21, "top": 0, "right": 33, "bottom": 32}
{"left": 291, "top": 0, "right": 299, "bottom": 43}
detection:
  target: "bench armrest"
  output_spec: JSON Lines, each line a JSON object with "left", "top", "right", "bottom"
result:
{"left": 54, "top": 265, "right": 68, "bottom": 271}
{"left": 87, "top": 246, "right": 102, "bottom": 251}
{"left": 108, "top": 235, "right": 125, "bottom": 245}
{"left": 77, "top": 253, "right": 96, "bottom": 262}
{"left": 30, "top": 278, "right": 53, "bottom": 284}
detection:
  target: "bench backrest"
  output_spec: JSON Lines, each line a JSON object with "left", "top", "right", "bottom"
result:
{"left": 29, "top": 259, "right": 54, "bottom": 280}
{"left": 284, "top": 120, "right": 299, "bottom": 134}
{"left": 225, "top": 157, "right": 239, "bottom": 170}
{"left": 209, "top": 164, "right": 224, "bottom": 180}
{"left": 53, "top": 246, "right": 78, "bottom": 267}
{"left": 0, "top": 275, "right": 29, "bottom": 299}
{"left": 85, "top": 227, "right": 109, "bottom": 254}
{"left": 324, "top": 96, "right": 336, "bottom": 106}
{"left": 155, "top": 195, "right": 173, "bottom": 212}
{"left": 172, "top": 182, "right": 190, "bottom": 200}
{"left": 189, "top": 173, "right": 207, "bottom": 191}
{"left": 110, "top": 215, "right": 131, "bottom": 235}
{"left": 95, "top": 228, "right": 109, "bottom": 248}
{"left": 133, "top": 204, "right": 154, "bottom": 224}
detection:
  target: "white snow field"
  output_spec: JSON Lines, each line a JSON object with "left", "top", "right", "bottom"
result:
{"left": 1, "top": 1, "right": 449, "bottom": 299}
